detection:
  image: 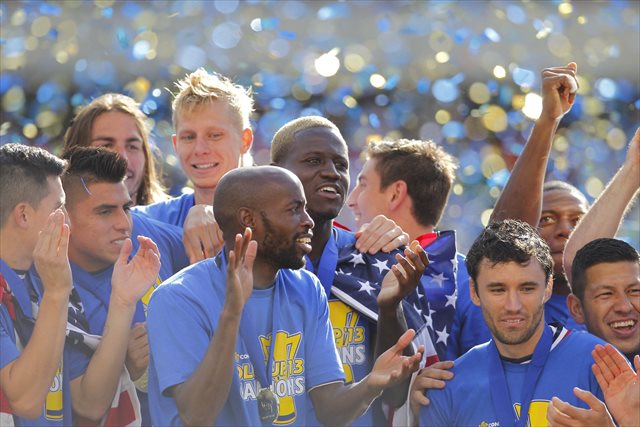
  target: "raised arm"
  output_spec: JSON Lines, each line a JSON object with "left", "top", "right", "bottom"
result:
{"left": 375, "top": 241, "right": 429, "bottom": 407}
{"left": 310, "top": 329, "right": 423, "bottom": 426}
{"left": 563, "top": 129, "right": 640, "bottom": 283}
{"left": 491, "top": 63, "right": 578, "bottom": 225}
{"left": 182, "top": 204, "right": 224, "bottom": 264}
{"left": 70, "top": 236, "right": 160, "bottom": 420}
{"left": 1, "top": 210, "right": 71, "bottom": 418}
{"left": 172, "top": 229, "right": 256, "bottom": 426}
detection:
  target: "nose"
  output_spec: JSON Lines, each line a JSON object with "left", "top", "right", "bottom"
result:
{"left": 194, "top": 135, "right": 211, "bottom": 156}
{"left": 115, "top": 208, "right": 132, "bottom": 233}
{"left": 504, "top": 290, "right": 523, "bottom": 313}
{"left": 555, "top": 217, "right": 573, "bottom": 240}
{"left": 346, "top": 187, "right": 358, "bottom": 209}
{"left": 320, "top": 160, "right": 340, "bottom": 179}
{"left": 302, "top": 208, "right": 315, "bottom": 231}
{"left": 613, "top": 294, "right": 634, "bottom": 314}
{"left": 113, "top": 145, "right": 129, "bottom": 163}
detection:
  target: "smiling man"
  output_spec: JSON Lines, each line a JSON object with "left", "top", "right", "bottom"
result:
{"left": 419, "top": 220, "right": 608, "bottom": 427}
{"left": 146, "top": 166, "right": 423, "bottom": 426}
{"left": 271, "top": 116, "right": 433, "bottom": 425}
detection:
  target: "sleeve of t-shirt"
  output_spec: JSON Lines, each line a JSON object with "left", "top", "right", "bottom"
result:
{"left": 0, "top": 316, "right": 19, "bottom": 369}
{"left": 147, "top": 281, "right": 213, "bottom": 396}
{"left": 419, "top": 385, "right": 452, "bottom": 427}
{"left": 65, "top": 344, "right": 90, "bottom": 380}
{"left": 304, "top": 276, "right": 345, "bottom": 391}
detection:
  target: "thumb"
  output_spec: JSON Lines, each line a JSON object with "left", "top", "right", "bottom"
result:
{"left": 393, "top": 329, "right": 416, "bottom": 353}
{"left": 573, "top": 387, "right": 603, "bottom": 410}
{"left": 567, "top": 62, "right": 577, "bottom": 72}
{"left": 117, "top": 238, "right": 133, "bottom": 266}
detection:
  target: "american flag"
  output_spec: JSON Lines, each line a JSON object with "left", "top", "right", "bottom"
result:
{"left": 329, "top": 230, "right": 459, "bottom": 363}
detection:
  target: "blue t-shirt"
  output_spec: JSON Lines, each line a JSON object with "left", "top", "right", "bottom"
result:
{"left": 0, "top": 260, "right": 89, "bottom": 427}
{"left": 146, "top": 254, "right": 344, "bottom": 426}
{"left": 131, "top": 211, "right": 189, "bottom": 276}
{"left": 133, "top": 192, "right": 195, "bottom": 228}
{"left": 420, "top": 326, "right": 605, "bottom": 427}
{"left": 545, "top": 293, "right": 587, "bottom": 332}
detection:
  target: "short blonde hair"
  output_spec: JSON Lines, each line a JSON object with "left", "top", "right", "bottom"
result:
{"left": 63, "top": 93, "right": 167, "bottom": 206}
{"left": 270, "top": 116, "right": 342, "bottom": 164}
{"left": 171, "top": 68, "right": 254, "bottom": 130}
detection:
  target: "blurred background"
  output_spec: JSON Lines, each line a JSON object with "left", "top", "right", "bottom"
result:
{"left": 1, "top": 0, "right": 639, "bottom": 252}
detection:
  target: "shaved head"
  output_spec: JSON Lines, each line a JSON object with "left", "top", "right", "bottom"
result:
{"left": 214, "top": 166, "right": 303, "bottom": 242}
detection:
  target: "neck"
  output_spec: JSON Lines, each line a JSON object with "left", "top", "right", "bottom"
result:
{"left": 309, "top": 218, "right": 333, "bottom": 262}
{"left": 553, "top": 274, "right": 570, "bottom": 295}
{"left": 494, "top": 321, "right": 546, "bottom": 359}
{"left": 194, "top": 187, "right": 215, "bottom": 206}
{"left": 0, "top": 227, "right": 33, "bottom": 271}
{"left": 405, "top": 222, "right": 434, "bottom": 242}
{"left": 224, "top": 246, "right": 277, "bottom": 290}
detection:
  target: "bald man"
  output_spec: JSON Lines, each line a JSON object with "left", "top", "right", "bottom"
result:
{"left": 146, "top": 166, "right": 425, "bottom": 426}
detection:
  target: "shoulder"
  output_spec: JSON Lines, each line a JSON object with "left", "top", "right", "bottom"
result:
{"left": 554, "top": 329, "right": 606, "bottom": 355}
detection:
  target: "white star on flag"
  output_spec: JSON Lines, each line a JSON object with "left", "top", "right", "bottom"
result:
{"left": 430, "top": 272, "right": 448, "bottom": 287}
{"left": 436, "top": 326, "right": 449, "bottom": 344}
{"left": 372, "top": 258, "right": 390, "bottom": 274}
{"left": 349, "top": 252, "right": 366, "bottom": 267}
{"left": 425, "top": 312, "right": 433, "bottom": 329}
{"left": 336, "top": 268, "right": 352, "bottom": 276}
{"left": 358, "top": 280, "right": 375, "bottom": 295}
{"left": 445, "top": 292, "right": 456, "bottom": 308}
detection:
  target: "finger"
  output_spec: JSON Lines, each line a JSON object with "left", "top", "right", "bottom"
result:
{"left": 201, "top": 227, "right": 218, "bottom": 259}
{"left": 244, "top": 240, "right": 258, "bottom": 270}
{"left": 37, "top": 210, "right": 58, "bottom": 253}
{"left": 603, "top": 343, "right": 631, "bottom": 374}
{"left": 381, "top": 231, "right": 409, "bottom": 253}
{"left": 212, "top": 221, "right": 224, "bottom": 255}
{"left": 597, "top": 344, "right": 624, "bottom": 377}
{"left": 183, "top": 230, "right": 205, "bottom": 264}
{"left": 369, "top": 226, "right": 405, "bottom": 254}
{"left": 548, "top": 398, "right": 580, "bottom": 427}
{"left": 414, "top": 375, "right": 448, "bottom": 389}
{"left": 573, "top": 387, "right": 605, "bottom": 411}
{"left": 57, "top": 222, "right": 70, "bottom": 258}
{"left": 592, "top": 364, "right": 609, "bottom": 390}
{"left": 634, "top": 354, "right": 640, "bottom": 372}
{"left": 393, "top": 329, "right": 416, "bottom": 353}
{"left": 116, "top": 238, "right": 133, "bottom": 266}
{"left": 411, "top": 389, "right": 430, "bottom": 406}
{"left": 551, "top": 395, "right": 592, "bottom": 421}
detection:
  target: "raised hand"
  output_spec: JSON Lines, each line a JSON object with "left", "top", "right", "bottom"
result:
{"left": 624, "top": 128, "right": 640, "bottom": 172}
{"left": 183, "top": 204, "right": 224, "bottom": 264}
{"left": 409, "top": 360, "right": 454, "bottom": 419}
{"left": 546, "top": 387, "right": 614, "bottom": 427}
{"left": 592, "top": 344, "right": 640, "bottom": 427}
{"left": 33, "top": 209, "right": 72, "bottom": 297}
{"left": 111, "top": 236, "right": 161, "bottom": 307}
{"left": 224, "top": 227, "right": 257, "bottom": 314}
{"left": 368, "top": 329, "right": 424, "bottom": 391}
{"left": 355, "top": 214, "right": 409, "bottom": 254}
{"left": 125, "top": 322, "right": 149, "bottom": 381}
{"left": 540, "top": 62, "right": 579, "bottom": 122}
{"left": 377, "top": 241, "right": 429, "bottom": 309}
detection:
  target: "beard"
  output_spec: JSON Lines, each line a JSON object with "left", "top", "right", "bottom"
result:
{"left": 485, "top": 302, "right": 545, "bottom": 348}
{"left": 260, "top": 212, "right": 305, "bottom": 270}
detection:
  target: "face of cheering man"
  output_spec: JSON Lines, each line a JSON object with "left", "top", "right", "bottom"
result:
{"left": 67, "top": 181, "right": 133, "bottom": 272}
{"left": 470, "top": 258, "right": 553, "bottom": 359}
{"left": 275, "top": 126, "right": 350, "bottom": 224}
{"left": 251, "top": 174, "right": 315, "bottom": 270}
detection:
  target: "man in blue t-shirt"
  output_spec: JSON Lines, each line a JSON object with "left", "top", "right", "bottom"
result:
{"left": 147, "top": 166, "right": 424, "bottom": 426}
{"left": 61, "top": 147, "right": 184, "bottom": 425}
{"left": 419, "top": 220, "right": 610, "bottom": 427}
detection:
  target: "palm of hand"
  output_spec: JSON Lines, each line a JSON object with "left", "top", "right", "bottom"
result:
{"left": 369, "top": 347, "right": 407, "bottom": 389}
{"left": 113, "top": 252, "right": 160, "bottom": 304}
{"left": 228, "top": 262, "right": 254, "bottom": 308}
{"left": 604, "top": 371, "right": 639, "bottom": 422}
{"left": 378, "top": 270, "right": 402, "bottom": 304}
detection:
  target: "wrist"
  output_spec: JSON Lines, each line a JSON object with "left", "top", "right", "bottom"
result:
{"left": 41, "top": 288, "right": 71, "bottom": 305}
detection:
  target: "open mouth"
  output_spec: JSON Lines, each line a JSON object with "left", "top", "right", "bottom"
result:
{"left": 295, "top": 235, "right": 312, "bottom": 254}
{"left": 193, "top": 163, "right": 218, "bottom": 170}
{"left": 317, "top": 185, "right": 342, "bottom": 199}
{"left": 609, "top": 319, "right": 637, "bottom": 331}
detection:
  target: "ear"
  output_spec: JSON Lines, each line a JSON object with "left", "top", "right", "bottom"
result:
{"left": 388, "top": 180, "right": 408, "bottom": 211}
{"left": 240, "top": 128, "right": 253, "bottom": 154}
{"left": 172, "top": 134, "right": 178, "bottom": 151}
{"left": 238, "top": 207, "right": 256, "bottom": 230}
{"left": 542, "top": 276, "right": 553, "bottom": 304}
{"left": 13, "top": 202, "right": 31, "bottom": 230}
{"left": 567, "top": 293, "right": 586, "bottom": 324}
{"left": 469, "top": 279, "right": 481, "bottom": 307}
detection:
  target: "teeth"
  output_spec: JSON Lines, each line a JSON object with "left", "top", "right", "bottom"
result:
{"left": 296, "top": 237, "right": 311, "bottom": 244}
{"left": 194, "top": 163, "right": 215, "bottom": 169}
{"left": 320, "top": 187, "right": 337, "bottom": 193}
{"left": 610, "top": 320, "right": 636, "bottom": 329}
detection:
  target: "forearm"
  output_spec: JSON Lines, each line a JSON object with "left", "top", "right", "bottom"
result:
{"left": 1, "top": 291, "right": 68, "bottom": 417}
{"left": 174, "top": 307, "right": 242, "bottom": 427}
{"left": 71, "top": 299, "right": 136, "bottom": 420}
{"left": 375, "top": 304, "right": 410, "bottom": 407}
{"left": 313, "top": 379, "right": 383, "bottom": 426}
{"left": 491, "top": 116, "right": 559, "bottom": 225}
{"left": 563, "top": 163, "right": 640, "bottom": 282}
